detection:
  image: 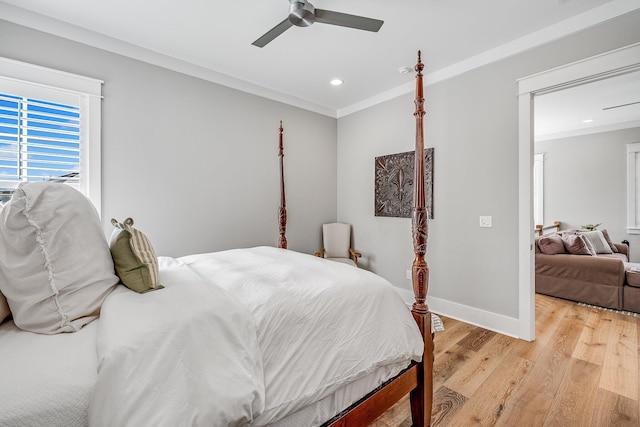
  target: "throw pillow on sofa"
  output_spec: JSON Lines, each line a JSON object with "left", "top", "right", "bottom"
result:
{"left": 600, "top": 229, "right": 619, "bottom": 253}
{"left": 538, "top": 234, "right": 566, "bottom": 255}
{"left": 561, "top": 233, "right": 594, "bottom": 255}
{"left": 579, "top": 230, "right": 613, "bottom": 254}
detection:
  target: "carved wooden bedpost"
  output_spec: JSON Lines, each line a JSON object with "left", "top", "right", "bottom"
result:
{"left": 409, "top": 51, "right": 434, "bottom": 427}
{"left": 277, "top": 121, "right": 288, "bottom": 249}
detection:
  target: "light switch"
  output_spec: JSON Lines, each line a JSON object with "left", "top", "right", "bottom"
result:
{"left": 479, "top": 216, "right": 492, "bottom": 227}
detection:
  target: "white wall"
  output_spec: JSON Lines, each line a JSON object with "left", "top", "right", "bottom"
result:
{"left": 0, "top": 20, "right": 338, "bottom": 257}
{"left": 337, "top": 10, "right": 640, "bottom": 330}
{"left": 536, "top": 127, "right": 640, "bottom": 261}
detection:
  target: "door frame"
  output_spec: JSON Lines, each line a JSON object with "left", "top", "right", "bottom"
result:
{"left": 517, "top": 42, "right": 640, "bottom": 341}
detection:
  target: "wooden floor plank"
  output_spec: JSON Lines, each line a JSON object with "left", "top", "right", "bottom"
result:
{"left": 456, "top": 328, "right": 496, "bottom": 352}
{"left": 443, "top": 333, "right": 515, "bottom": 398}
{"left": 443, "top": 354, "right": 531, "bottom": 427}
{"left": 372, "top": 295, "right": 640, "bottom": 427}
{"left": 433, "top": 319, "right": 479, "bottom": 359}
{"left": 542, "top": 358, "right": 600, "bottom": 426}
{"left": 431, "top": 386, "right": 467, "bottom": 427}
{"left": 516, "top": 303, "right": 585, "bottom": 401}
{"left": 592, "top": 388, "right": 639, "bottom": 427}
{"left": 512, "top": 294, "right": 571, "bottom": 361}
{"left": 600, "top": 315, "right": 638, "bottom": 401}
{"left": 572, "top": 307, "right": 614, "bottom": 365}
{"left": 496, "top": 303, "right": 593, "bottom": 426}
{"left": 432, "top": 344, "right": 475, "bottom": 391}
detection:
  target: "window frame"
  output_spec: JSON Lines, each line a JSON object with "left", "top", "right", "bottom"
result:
{"left": 627, "top": 142, "right": 640, "bottom": 234}
{"left": 0, "top": 57, "right": 103, "bottom": 214}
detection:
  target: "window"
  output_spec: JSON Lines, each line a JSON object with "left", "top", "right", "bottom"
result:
{"left": 0, "top": 57, "right": 102, "bottom": 212}
{"left": 627, "top": 142, "right": 640, "bottom": 234}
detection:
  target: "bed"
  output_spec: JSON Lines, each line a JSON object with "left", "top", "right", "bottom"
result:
{"left": 0, "top": 52, "right": 434, "bottom": 427}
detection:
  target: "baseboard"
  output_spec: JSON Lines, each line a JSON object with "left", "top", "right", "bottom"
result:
{"left": 393, "top": 287, "right": 522, "bottom": 339}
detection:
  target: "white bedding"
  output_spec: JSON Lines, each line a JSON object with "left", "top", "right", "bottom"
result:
{"left": 0, "top": 319, "right": 98, "bottom": 427}
{"left": 180, "top": 246, "right": 424, "bottom": 425}
{"left": 89, "top": 256, "right": 265, "bottom": 427}
{"left": 1, "top": 246, "right": 423, "bottom": 426}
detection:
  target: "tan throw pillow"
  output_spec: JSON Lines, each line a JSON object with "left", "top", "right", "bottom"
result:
{"left": 0, "top": 182, "right": 119, "bottom": 334}
{"left": 110, "top": 218, "right": 163, "bottom": 293}
{"left": 580, "top": 230, "right": 613, "bottom": 254}
{"left": 538, "top": 234, "right": 566, "bottom": 255}
{"left": 561, "top": 234, "right": 593, "bottom": 255}
{"left": 600, "top": 229, "right": 619, "bottom": 253}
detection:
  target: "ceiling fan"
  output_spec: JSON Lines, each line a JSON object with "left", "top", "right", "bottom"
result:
{"left": 252, "top": 0, "right": 383, "bottom": 48}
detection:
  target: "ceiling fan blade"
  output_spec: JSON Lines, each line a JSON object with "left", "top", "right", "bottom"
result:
{"left": 252, "top": 18, "right": 294, "bottom": 48}
{"left": 315, "top": 9, "right": 383, "bottom": 32}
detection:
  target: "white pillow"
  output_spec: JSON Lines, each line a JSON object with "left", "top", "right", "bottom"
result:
{"left": 580, "top": 230, "right": 614, "bottom": 255}
{"left": 0, "top": 182, "right": 119, "bottom": 334}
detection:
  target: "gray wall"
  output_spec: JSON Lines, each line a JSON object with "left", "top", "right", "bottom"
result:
{"left": 0, "top": 20, "right": 337, "bottom": 257}
{"left": 337, "top": 11, "right": 640, "bottom": 321}
{"left": 2, "top": 10, "right": 640, "bottom": 332}
{"left": 536, "top": 127, "right": 640, "bottom": 261}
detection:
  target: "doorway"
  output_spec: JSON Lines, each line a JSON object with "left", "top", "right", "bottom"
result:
{"left": 517, "top": 42, "right": 640, "bottom": 341}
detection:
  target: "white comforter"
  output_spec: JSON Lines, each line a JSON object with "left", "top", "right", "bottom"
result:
{"left": 89, "top": 256, "right": 264, "bottom": 427}
{"left": 89, "top": 246, "right": 423, "bottom": 426}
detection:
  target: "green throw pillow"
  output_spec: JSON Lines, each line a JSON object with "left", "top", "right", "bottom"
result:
{"left": 110, "top": 218, "right": 163, "bottom": 293}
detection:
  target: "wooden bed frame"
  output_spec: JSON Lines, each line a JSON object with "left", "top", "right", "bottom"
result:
{"left": 277, "top": 120, "right": 287, "bottom": 250}
{"left": 277, "top": 51, "right": 434, "bottom": 426}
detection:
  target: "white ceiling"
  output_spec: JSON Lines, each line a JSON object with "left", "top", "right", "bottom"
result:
{"left": 0, "top": 0, "right": 637, "bottom": 121}
{"left": 535, "top": 70, "right": 640, "bottom": 141}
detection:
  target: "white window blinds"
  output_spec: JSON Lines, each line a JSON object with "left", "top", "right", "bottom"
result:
{"left": 0, "top": 93, "right": 81, "bottom": 186}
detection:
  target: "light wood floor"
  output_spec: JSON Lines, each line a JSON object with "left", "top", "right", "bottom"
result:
{"left": 372, "top": 294, "right": 640, "bottom": 426}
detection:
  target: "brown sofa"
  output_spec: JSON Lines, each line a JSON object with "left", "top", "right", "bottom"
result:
{"left": 535, "top": 235, "right": 640, "bottom": 312}
{"left": 624, "top": 268, "right": 640, "bottom": 313}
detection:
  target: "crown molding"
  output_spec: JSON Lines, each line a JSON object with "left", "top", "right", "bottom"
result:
{"left": 338, "top": 0, "right": 640, "bottom": 118}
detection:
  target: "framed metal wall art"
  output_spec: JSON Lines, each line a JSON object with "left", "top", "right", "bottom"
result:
{"left": 374, "top": 148, "right": 433, "bottom": 218}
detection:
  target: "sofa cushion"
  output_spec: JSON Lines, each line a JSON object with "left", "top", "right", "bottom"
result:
{"left": 599, "top": 253, "right": 629, "bottom": 262}
{"left": 624, "top": 285, "right": 640, "bottom": 313}
{"left": 561, "top": 234, "right": 594, "bottom": 255}
{"left": 625, "top": 263, "right": 640, "bottom": 288}
{"left": 538, "top": 234, "right": 566, "bottom": 255}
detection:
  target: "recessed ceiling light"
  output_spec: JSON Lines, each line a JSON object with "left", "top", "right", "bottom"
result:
{"left": 582, "top": 118, "right": 595, "bottom": 123}
{"left": 330, "top": 79, "right": 343, "bottom": 86}
{"left": 398, "top": 66, "right": 413, "bottom": 75}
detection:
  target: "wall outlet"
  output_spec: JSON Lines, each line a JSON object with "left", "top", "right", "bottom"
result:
{"left": 406, "top": 270, "right": 411, "bottom": 280}
{"left": 479, "top": 216, "right": 493, "bottom": 227}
